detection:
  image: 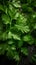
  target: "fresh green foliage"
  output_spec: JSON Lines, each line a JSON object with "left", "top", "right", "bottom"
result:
{"left": 0, "top": 0, "right": 36, "bottom": 63}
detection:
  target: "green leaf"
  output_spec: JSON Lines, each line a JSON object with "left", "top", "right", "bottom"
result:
{"left": 15, "top": 25, "right": 30, "bottom": 33}
{"left": 8, "top": 40, "right": 14, "bottom": 45}
{"left": 13, "top": 52, "right": 20, "bottom": 61}
{"left": 12, "top": 33, "right": 21, "bottom": 40}
{"left": 7, "top": 31, "right": 12, "bottom": 39}
{"left": 0, "top": 44, "right": 7, "bottom": 55}
{"left": 0, "top": 5, "right": 4, "bottom": 11}
{"left": 2, "top": 14, "right": 10, "bottom": 24}
{"left": 34, "top": 24, "right": 36, "bottom": 29}
{"left": 0, "top": 32, "right": 8, "bottom": 40}
{"left": 18, "top": 40, "right": 23, "bottom": 48}
{"left": 32, "top": 56, "right": 36, "bottom": 62}
{"left": 12, "top": 2, "right": 21, "bottom": 8}
{"left": 21, "top": 47, "right": 28, "bottom": 55}
{"left": 23, "top": 35, "right": 34, "bottom": 45}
